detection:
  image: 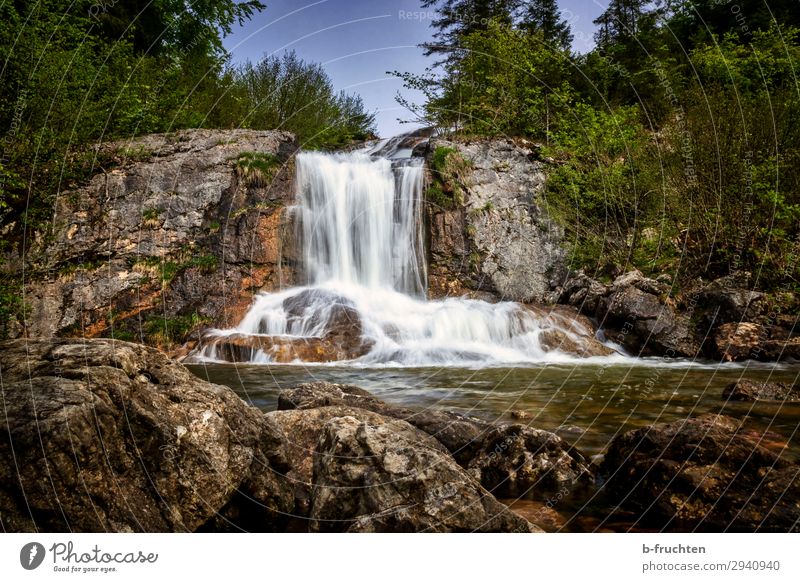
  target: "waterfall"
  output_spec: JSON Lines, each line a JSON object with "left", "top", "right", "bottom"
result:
{"left": 296, "top": 151, "right": 426, "bottom": 295}
{"left": 188, "top": 138, "right": 622, "bottom": 367}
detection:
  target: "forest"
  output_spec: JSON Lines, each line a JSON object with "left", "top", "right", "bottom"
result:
{"left": 398, "top": 0, "right": 800, "bottom": 292}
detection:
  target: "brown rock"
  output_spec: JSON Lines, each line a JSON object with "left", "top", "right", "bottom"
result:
{"left": 601, "top": 413, "right": 800, "bottom": 531}
{"left": 310, "top": 416, "right": 541, "bottom": 532}
{"left": 713, "top": 322, "right": 765, "bottom": 361}
{"left": 723, "top": 379, "right": 800, "bottom": 402}
{"left": 465, "top": 424, "right": 595, "bottom": 499}
{"left": 0, "top": 339, "right": 293, "bottom": 533}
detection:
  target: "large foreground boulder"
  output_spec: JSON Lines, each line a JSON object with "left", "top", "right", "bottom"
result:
{"left": 310, "top": 416, "right": 540, "bottom": 532}
{"left": 264, "top": 405, "right": 449, "bottom": 519}
{"left": 0, "top": 340, "right": 539, "bottom": 533}
{"left": 0, "top": 339, "right": 293, "bottom": 532}
{"left": 279, "top": 382, "right": 594, "bottom": 498}
{"left": 601, "top": 414, "right": 800, "bottom": 531}
{"left": 278, "top": 381, "right": 493, "bottom": 462}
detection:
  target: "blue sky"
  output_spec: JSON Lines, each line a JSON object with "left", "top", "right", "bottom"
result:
{"left": 223, "top": 0, "right": 607, "bottom": 137}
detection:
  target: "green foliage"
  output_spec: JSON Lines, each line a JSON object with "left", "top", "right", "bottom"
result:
{"left": 235, "top": 152, "right": 280, "bottom": 187}
{"left": 145, "top": 312, "right": 210, "bottom": 348}
{"left": 428, "top": 147, "right": 473, "bottom": 209}
{"left": 0, "top": 277, "right": 25, "bottom": 340}
{"left": 0, "top": 2, "right": 374, "bottom": 255}
{"left": 400, "top": 1, "right": 800, "bottom": 291}
{"left": 189, "top": 253, "right": 220, "bottom": 274}
{"left": 232, "top": 52, "right": 376, "bottom": 149}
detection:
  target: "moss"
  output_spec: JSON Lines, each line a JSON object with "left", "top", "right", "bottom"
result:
{"left": 110, "top": 329, "right": 136, "bottom": 342}
{"left": 189, "top": 253, "right": 218, "bottom": 273}
{"left": 234, "top": 151, "right": 280, "bottom": 187}
{"left": 116, "top": 144, "right": 153, "bottom": 162}
{"left": 145, "top": 312, "right": 210, "bottom": 347}
{"left": 427, "top": 146, "right": 473, "bottom": 210}
{"left": 131, "top": 256, "right": 181, "bottom": 284}
{"left": 141, "top": 207, "right": 162, "bottom": 228}
{"left": 58, "top": 257, "right": 107, "bottom": 277}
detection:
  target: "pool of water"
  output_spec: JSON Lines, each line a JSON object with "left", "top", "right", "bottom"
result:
{"left": 187, "top": 360, "right": 800, "bottom": 531}
{"left": 187, "top": 360, "right": 800, "bottom": 459}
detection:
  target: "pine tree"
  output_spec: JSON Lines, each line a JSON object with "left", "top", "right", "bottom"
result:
{"left": 420, "top": 0, "right": 519, "bottom": 57}
{"left": 519, "top": 0, "right": 573, "bottom": 50}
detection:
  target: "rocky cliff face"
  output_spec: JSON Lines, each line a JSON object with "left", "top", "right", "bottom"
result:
{"left": 7, "top": 129, "right": 299, "bottom": 353}
{"left": 422, "top": 138, "right": 566, "bottom": 303}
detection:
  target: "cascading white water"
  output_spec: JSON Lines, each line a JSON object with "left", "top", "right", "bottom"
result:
{"left": 296, "top": 151, "right": 426, "bottom": 295}
{"left": 190, "top": 138, "right": 623, "bottom": 366}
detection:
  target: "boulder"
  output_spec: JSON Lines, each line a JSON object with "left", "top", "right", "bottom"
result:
{"left": 709, "top": 319, "right": 800, "bottom": 362}
{"left": 601, "top": 414, "right": 800, "bottom": 531}
{"left": 558, "top": 272, "right": 608, "bottom": 317}
{"left": 465, "top": 425, "right": 595, "bottom": 499}
{"left": 277, "top": 382, "right": 492, "bottom": 462}
{"left": 601, "top": 271, "right": 700, "bottom": 357}
{"left": 0, "top": 339, "right": 293, "bottom": 533}
{"left": 695, "top": 275, "right": 766, "bottom": 325}
{"left": 527, "top": 304, "right": 616, "bottom": 357}
{"left": 309, "top": 416, "right": 541, "bottom": 532}
{"left": 278, "top": 381, "right": 594, "bottom": 499}
{"left": 263, "top": 406, "right": 439, "bottom": 518}
{"left": 195, "top": 331, "right": 372, "bottom": 363}
{"left": 713, "top": 322, "right": 765, "bottom": 361}
{"left": 723, "top": 380, "right": 800, "bottom": 402}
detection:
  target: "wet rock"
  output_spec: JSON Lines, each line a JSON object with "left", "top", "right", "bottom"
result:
{"left": 264, "top": 406, "right": 440, "bottom": 519}
{"left": 713, "top": 322, "right": 764, "bottom": 361}
{"left": 310, "top": 416, "right": 541, "bottom": 532}
{"left": 199, "top": 331, "right": 372, "bottom": 363}
{"left": 0, "top": 339, "right": 293, "bottom": 533}
{"left": 501, "top": 498, "right": 569, "bottom": 532}
{"left": 278, "top": 381, "right": 383, "bottom": 411}
{"left": 281, "top": 289, "right": 370, "bottom": 357}
{"left": 465, "top": 425, "right": 595, "bottom": 499}
{"left": 279, "top": 382, "right": 596, "bottom": 502}
{"left": 538, "top": 329, "right": 613, "bottom": 357}
{"left": 601, "top": 271, "right": 700, "bottom": 357}
{"left": 527, "top": 304, "right": 615, "bottom": 357}
{"left": 601, "top": 414, "right": 800, "bottom": 531}
{"left": 723, "top": 380, "right": 800, "bottom": 402}
{"left": 277, "top": 382, "right": 491, "bottom": 462}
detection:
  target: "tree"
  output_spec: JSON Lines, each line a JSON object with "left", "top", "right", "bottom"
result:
{"left": 420, "top": 0, "right": 519, "bottom": 57}
{"left": 519, "top": 0, "right": 573, "bottom": 50}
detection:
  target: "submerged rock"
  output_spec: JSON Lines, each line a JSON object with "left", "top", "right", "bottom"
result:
{"left": 723, "top": 380, "right": 800, "bottom": 402}
{"left": 310, "top": 415, "right": 540, "bottom": 532}
{"left": 601, "top": 414, "right": 800, "bottom": 531}
{"left": 0, "top": 339, "right": 293, "bottom": 533}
